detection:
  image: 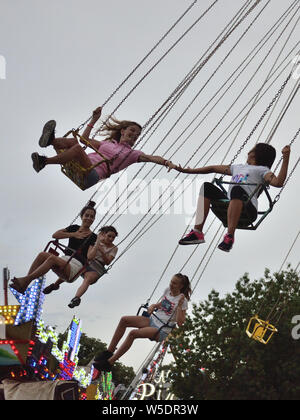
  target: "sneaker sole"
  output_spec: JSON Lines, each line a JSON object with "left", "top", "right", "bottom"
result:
{"left": 218, "top": 245, "right": 232, "bottom": 252}
{"left": 31, "top": 152, "right": 43, "bottom": 173}
{"left": 43, "top": 284, "right": 60, "bottom": 295}
{"left": 179, "top": 240, "right": 205, "bottom": 245}
{"left": 68, "top": 300, "right": 81, "bottom": 308}
{"left": 39, "top": 120, "right": 56, "bottom": 148}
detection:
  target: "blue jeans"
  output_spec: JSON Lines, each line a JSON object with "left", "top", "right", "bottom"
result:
{"left": 85, "top": 169, "right": 100, "bottom": 189}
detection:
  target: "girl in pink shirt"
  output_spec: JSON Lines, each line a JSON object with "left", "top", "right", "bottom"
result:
{"left": 31, "top": 106, "right": 176, "bottom": 189}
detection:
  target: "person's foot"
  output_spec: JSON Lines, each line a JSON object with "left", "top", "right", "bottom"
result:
{"left": 92, "top": 351, "right": 114, "bottom": 380}
{"left": 179, "top": 230, "right": 205, "bottom": 245}
{"left": 9, "top": 277, "right": 28, "bottom": 294}
{"left": 68, "top": 296, "right": 81, "bottom": 308}
{"left": 94, "top": 350, "right": 114, "bottom": 363}
{"left": 93, "top": 358, "right": 112, "bottom": 373}
{"left": 43, "top": 283, "right": 60, "bottom": 295}
{"left": 218, "top": 233, "right": 234, "bottom": 252}
{"left": 31, "top": 153, "right": 47, "bottom": 173}
{"left": 39, "top": 120, "right": 56, "bottom": 147}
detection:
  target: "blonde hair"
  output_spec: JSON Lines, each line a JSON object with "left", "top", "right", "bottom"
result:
{"left": 98, "top": 116, "right": 142, "bottom": 143}
{"left": 175, "top": 273, "right": 191, "bottom": 301}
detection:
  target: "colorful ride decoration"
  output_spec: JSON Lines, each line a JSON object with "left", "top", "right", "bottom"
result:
{"left": 0, "top": 276, "right": 93, "bottom": 393}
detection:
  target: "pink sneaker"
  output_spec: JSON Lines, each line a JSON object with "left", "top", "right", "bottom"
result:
{"left": 218, "top": 233, "right": 234, "bottom": 252}
{"left": 179, "top": 230, "right": 205, "bottom": 245}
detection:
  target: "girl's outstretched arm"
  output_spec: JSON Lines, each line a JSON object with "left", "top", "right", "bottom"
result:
{"left": 264, "top": 145, "right": 290, "bottom": 187}
{"left": 176, "top": 164, "right": 231, "bottom": 175}
{"left": 139, "top": 153, "right": 176, "bottom": 171}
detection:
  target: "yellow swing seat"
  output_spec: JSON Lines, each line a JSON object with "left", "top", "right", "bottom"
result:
{"left": 58, "top": 130, "right": 112, "bottom": 191}
{"left": 60, "top": 158, "right": 94, "bottom": 191}
{"left": 246, "top": 315, "right": 278, "bottom": 345}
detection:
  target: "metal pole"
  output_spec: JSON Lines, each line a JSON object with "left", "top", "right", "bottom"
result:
{"left": 120, "top": 342, "right": 162, "bottom": 400}
{"left": 3, "top": 267, "right": 10, "bottom": 306}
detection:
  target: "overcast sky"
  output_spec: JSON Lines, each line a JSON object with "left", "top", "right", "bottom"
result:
{"left": 1, "top": 0, "right": 299, "bottom": 373}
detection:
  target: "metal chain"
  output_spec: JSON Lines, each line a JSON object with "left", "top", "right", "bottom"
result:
{"left": 273, "top": 154, "right": 300, "bottom": 203}
{"left": 75, "top": 0, "right": 199, "bottom": 132}
{"left": 229, "top": 71, "right": 292, "bottom": 166}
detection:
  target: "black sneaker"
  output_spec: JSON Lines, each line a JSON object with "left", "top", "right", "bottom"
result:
{"left": 68, "top": 297, "right": 81, "bottom": 308}
{"left": 93, "top": 359, "right": 112, "bottom": 372}
{"left": 31, "top": 153, "right": 47, "bottom": 173}
{"left": 39, "top": 120, "right": 56, "bottom": 148}
{"left": 43, "top": 283, "right": 60, "bottom": 295}
{"left": 94, "top": 350, "right": 114, "bottom": 363}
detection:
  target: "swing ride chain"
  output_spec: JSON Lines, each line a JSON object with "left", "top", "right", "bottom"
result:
{"left": 273, "top": 154, "right": 300, "bottom": 203}
{"left": 228, "top": 72, "right": 292, "bottom": 167}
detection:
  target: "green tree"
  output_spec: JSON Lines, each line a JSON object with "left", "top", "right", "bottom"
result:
{"left": 58, "top": 332, "right": 135, "bottom": 387}
{"left": 167, "top": 267, "right": 300, "bottom": 400}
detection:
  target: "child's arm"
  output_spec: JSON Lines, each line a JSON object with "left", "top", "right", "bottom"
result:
{"left": 176, "top": 164, "right": 231, "bottom": 176}
{"left": 264, "top": 145, "right": 290, "bottom": 187}
{"left": 147, "top": 301, "right": 162, "bottom": 315}
{"left": 81, "top": 106, "right": 102, "bottom": 149}
{"left": 176, "top": 294, "right": 187, "bottom": 327}
{"left": 52, "top": 228, "right": 84, "bottom": 240}
{"left": 139, "top": 153, "right": 176, "bottom": 171}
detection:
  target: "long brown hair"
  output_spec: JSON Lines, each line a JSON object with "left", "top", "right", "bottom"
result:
{"left": 98, "top": 116, "right": 142, "bottom": 143}
{"left": 175, "top": 273, "right": 191, "bottom": 301}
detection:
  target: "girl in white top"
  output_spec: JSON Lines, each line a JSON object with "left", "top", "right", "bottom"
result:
{"left": 92, "top": 273, "right": 191, "bottom": 376}
{"left": 43, "top": 225, "right": 118, "bottom": 309}
{"left": 68, "top": 225, "right": 118, "bottom": 308}
{"left": 177, "top": 143, "right": 291, "bottom": 252}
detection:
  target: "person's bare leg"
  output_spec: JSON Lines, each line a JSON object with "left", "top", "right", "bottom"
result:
{"left": 52, "top": 137, "right": 78, "bottom": 150}
{"left": 45, "top": 143, "right": 92, "bottom": 167}
{"left": 53, "top": 277, "right": 65, "bottom": 287}
{"left": 108, "top": 327, "right": 158, "bottom": 365}
{"left": 27, "top": 252, "right": 51, "bottom": 275}
{"left": 107, "top": 316, "right": 150, "bottom": 354}
{"left": 12, "top": 255, "right": 70, "bottom": 291}
{"left": 227, "top": 199, "right": 243, "bottom": 236}
{"left": 194, "top": 195, "right": 211, "bottom": 232}
{"left": 74, "top": 272, "right": 99, "bottom": 298}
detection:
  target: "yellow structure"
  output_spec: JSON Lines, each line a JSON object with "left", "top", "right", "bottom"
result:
{"left": 246, "top": 315, "right": 278, "bottom": 345}
{"left": 0, "top": 305, "right": 20, "bottom": 325}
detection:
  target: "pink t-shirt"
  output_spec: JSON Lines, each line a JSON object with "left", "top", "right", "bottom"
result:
{"left": 88, "top": 140, "right": 143, "bottom": 179}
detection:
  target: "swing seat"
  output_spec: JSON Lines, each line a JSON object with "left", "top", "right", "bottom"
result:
{"left": 211, "top": 199, "right": 256, "bottom": 229}
{"left": 58, "top": 130, "right": 112, "bottom": 191}
{"left": 60, "top": 157, "right": 92, "bottom": 191}
{"left": 211, "top": 178, "right": 274, "bottom": 230}
{"left": 246, "top": 315, "right": 278, "bottom": 345}
{"left": 43, "top": 240, "right": 87, "bottom": 283}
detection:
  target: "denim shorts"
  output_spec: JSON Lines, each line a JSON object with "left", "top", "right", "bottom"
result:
{"left": 85, "top": 168, "right": 100, "bottom": 188}
{"left": 84, "top": 260, "right": 107, "bottom": 279}
{"left": 149, "top": 316, "right": 171, "bottom": 342}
